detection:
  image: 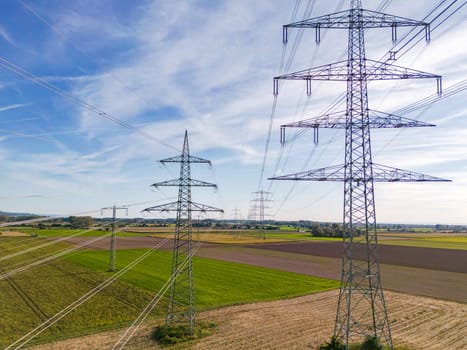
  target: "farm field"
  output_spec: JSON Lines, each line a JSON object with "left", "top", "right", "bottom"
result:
{"left": 197, "top": 244, "right": 467, "bottom": 303}
{"left": 10, "top": 227, "right": 467, "bottom": 249}
{"left": 377, "top": 233, "right": 467, "bottom": 250}
{"left": 65, "top": 248, "right": 338, "bottom": 308}
{"left": 246, "top": 240, "right": 467, "bottom": 273}
{"left": 3, "top": 231, "right": 466, "bottom": 349}
{"left": 29, "top": 290, "right": 467, "bottom": 350}
{"left": 149, "top": 232, "right": 288, "bottom": 244}
{"left": 66, "top": 235, "right": 467, "bottom": 302}
{"left": 0, "top": 235, "right": 337, "bottom": 348}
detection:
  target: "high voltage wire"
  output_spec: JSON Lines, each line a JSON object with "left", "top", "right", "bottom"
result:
{"left": 1, "top": 213, "right": 159, "bottom": 280}
{"left": 0, "top": 223, "right": 108, "bottom": 263}
{"left": 14, "top": 0, "right": 182, "bottom": 153}
{"left": 0, "top": 232, "right": 111, "bottom": 280}
{"left": 257, "top": 0, "right": 317, "bottom": 192}
{"left": 5, "top": 238, "right": 171, "bottom": 350}
{"left": 265, "top": 0, "right": 396, "bottom": 208}
{"left": 269, "top": 1, "right": 465, "bottom": 217}
{"left": 112, "top": 241, "right": 203, "bottom": 350}
{"left": 395, "top": 78, "right": 467, "bottom": 116}
{"left": 0, "top": 57, "right": 180, "bottom": 153}
{"left": 0, "top": 199, "right": 171, "bottom": 267}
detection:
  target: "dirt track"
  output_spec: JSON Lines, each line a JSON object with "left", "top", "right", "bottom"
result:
{"left": 30, "top": 290, "right": 467, "bottom": 350}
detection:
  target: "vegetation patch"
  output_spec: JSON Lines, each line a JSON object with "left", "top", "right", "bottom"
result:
{"left": 318, "top": 336, "right": 412, "bottom": 350}
{"left": 66, "top": 249, "right": 339, "bottom": 308}
{"left": 152, "top": 322, "right": 216, "bottom": 346}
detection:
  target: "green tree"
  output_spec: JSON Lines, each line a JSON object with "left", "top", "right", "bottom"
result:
{"left": 69, "top": 216, "right": 93, "bottom": 229}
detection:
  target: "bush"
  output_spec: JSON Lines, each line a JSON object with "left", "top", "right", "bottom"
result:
{"left": 359, "top": 336, "right": 383, "bottom": 350}
{"left": 152, "top": 322, "right": 216, "bottom": 346}
{"left": 318, "top": 336, "right": 346, "bottom": 350}
{"left": 319, "top": 335, "right": 401, "bottom": 350}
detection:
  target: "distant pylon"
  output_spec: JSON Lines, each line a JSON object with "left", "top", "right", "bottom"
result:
{"left": 251, "top": 190, "right": 272, "bottom": 239}
{"left": 143, "top": 130, "right": 223, "bottom": 334}
{"left": 232, "top": 208, "right": 242, "bottom": 222}
{"left": 270, "top": 1, "right": 450, "bottom": 348}
{"left": 101, "top": 205, "right": 127, "bottom": 272}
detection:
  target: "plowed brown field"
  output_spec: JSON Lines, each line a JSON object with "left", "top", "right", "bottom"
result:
{"left": 30, "top": 290, "right": 466, "bottom": 350}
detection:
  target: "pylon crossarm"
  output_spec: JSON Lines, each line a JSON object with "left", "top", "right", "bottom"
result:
{"left": 281, "top": 110, "right": 434, "bottom": 129}
{"left": 274, "top": 59, "right": 440, "bottom": 82}
{"left": 190, "top": 201, "right": 224, "bottom": 213}
{"left": 274, "top": 60, "right": 441, "bottom": 95}
{"left": 161, "top": 155, "right": 211, "bottom": 164}
{"left": 269, "top": 163, "right": 450, "bottom": 182}
{"left": 142, "top": 201, "right": 223, "bottom": 213}
{"left": 284, "top": 9, "right": 427, "bottom": 30}
{"left": 283, "top": 9, "right": 429, "bottom": 45}
{"left": 142, "top": 201, "right": 179, "bottom": 212}
{"left": 280, "top": 110, "right": 435, "bottom": 144}
{"left": 371, "top": 163, "right": 451, "bottom": 182}
{"left": 269, "top": 164, "right": 345, "bottom": 181}
{"left": 152, "top": 179, "right": 217, "bottom": 188}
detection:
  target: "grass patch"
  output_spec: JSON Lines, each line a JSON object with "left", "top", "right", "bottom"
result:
{"left": 66, "top": 248, "right": 340, "bottom": 309}
{"left": 152, "top": 322, "right": 216, "bottom": 346}
{"left": 11, "top": 227, "right": 148, "bottom": 238}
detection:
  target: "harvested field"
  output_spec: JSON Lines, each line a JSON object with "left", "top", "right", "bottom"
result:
{"left": 29, "top": 290, "right": 467, "bottom": 350}
{"left": 0, "top": 231, "right": 28, "bottom": 237}
{"left": 247, "top": 241, "right": 467, "bottom": 273}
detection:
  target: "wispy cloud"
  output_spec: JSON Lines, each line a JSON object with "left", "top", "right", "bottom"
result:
{"left": 0, "top": 103, "right": 27, "bottom": 112}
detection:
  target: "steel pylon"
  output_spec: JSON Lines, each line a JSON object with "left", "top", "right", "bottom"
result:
{"left": 101, "top": 205, "right": 127, "bottom": 272}
{"left": 251, "top": 190, "right": 272, "bottom": 239}
{"left": 269, "top": 1, "right": 450, "bottom": 348}
{"left": 143, "top": 130, "right": 222, "bottom": 334}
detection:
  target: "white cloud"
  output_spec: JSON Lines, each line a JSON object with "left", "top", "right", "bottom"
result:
{"left": 0, "top": 0, "right": 465, "bottom": 223}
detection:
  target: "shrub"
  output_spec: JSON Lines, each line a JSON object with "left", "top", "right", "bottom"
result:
{"left": 318, "top": 336, "right": 346, "bottom": 350}
{"left": 359, "top": 336, "right": 383, "bottom": 350}
{"left": 152, "top": 322, "right": 216, "bottom": 346}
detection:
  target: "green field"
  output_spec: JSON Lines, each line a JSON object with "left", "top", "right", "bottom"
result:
{"left": 4, "top": 227, "right": 148, "bottom": 238}
{"left": 377, "top": 234, "right": 467, "bottom": 250}
{"left": 66, "top": 248, "right": 339, "bottom": 309}
{"left": 0, "top": 237, "right": 338, "bottom": 347}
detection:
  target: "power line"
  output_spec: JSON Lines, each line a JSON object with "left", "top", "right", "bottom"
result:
{"left": 5, "top": 238, "right": 170, "bottom": 350}
{"left": 111, "top": 241, "right": 203, "bottom": 350}
{"left": 0, "top": 57, "right": 180, "bottom": 152}
{"left": 271, "top": 0, "right": 464, "bottom": 217}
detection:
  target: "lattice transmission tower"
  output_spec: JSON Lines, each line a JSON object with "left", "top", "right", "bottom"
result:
{"left": 270, "top": 1, "right": 450, "bottom": 348}
{"left": 143, "top": 130, "right": 223, "bottom": 334}
{"left": 250, "top": 190, "right": 272, "bottom": 239}
{"left": 101, "top": 205, "right": 127, "bottom": 272}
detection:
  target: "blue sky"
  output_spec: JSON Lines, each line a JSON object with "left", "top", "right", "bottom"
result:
{"left": 0, "top": 0, "right": 465, "bottom": 224}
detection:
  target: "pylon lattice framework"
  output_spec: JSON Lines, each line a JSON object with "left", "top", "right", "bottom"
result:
{"left": 269, "top": 1, "right": 450, "bottom": 348}
{"left": 143, "top": 130, "right": 222, "bottom": 334}
{"left": 101, "top": 205, "right": 127, "bottom": 272}
{"left": 250, "top": 190, "right": 272, "bottom": 239}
